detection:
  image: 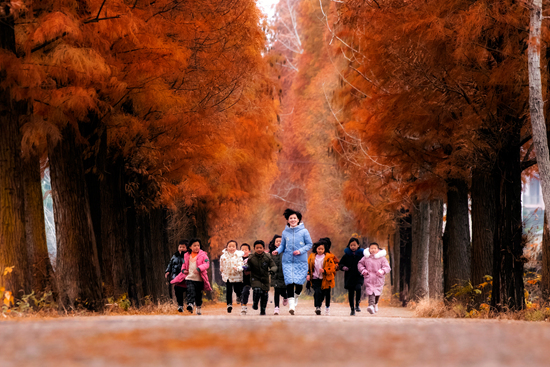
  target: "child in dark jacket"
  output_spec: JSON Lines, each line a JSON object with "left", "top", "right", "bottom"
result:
{"left": 240, "top": 243, "right": 252, "bottom": 315}
{"left": 247, "top": 240, "right": 277, "bottom": 315}
{"left": 165, "top": 240, "right": 188, "bottom": 312}
{"left": 269, "top": 234, "right": 287, "bottom": 315}
{"left": 339, "top": 237, "right": 365, "bottom": 316}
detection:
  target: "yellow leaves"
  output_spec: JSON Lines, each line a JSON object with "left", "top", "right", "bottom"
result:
{"left": 3, "top": 291, "right": 14, "bottom": 307}
{"left": 3, "top": 266, "right": 14, "bottom": 276}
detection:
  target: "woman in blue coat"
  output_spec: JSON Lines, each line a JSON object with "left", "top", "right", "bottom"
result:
{"left": 272, "top": 208, "right": 313, "bottom": 315}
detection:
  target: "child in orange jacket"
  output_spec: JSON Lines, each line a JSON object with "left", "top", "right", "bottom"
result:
{"left": 307, "top": 241, "right": 337, "bottom": 315}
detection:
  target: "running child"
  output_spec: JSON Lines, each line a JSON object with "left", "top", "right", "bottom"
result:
{"left": 338, "top": 237, "right": 365, "bottom": 316}
{"left": 306, "top": 241, "right": 337, "bottom": 315}
{"left": 358, "top": 242, "right": 391, "bottom": 314}
{"left": 165, "top": 239, "right": 188, "bottom": 312}
{"left": 268, "top": 234, "right": 287, "bottom": 315}
{"left": 220, "top": 239, "right": 244, "bottom": 313}
{"left": 240, "top": 243, "right": 252, "bottom": 315}
{"left": 248, "top": 240, "right": 277, "bottom": 315}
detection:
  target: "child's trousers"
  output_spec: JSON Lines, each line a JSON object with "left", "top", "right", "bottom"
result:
{"left": 368, "top": 293, "right": 380, "bottom": 306}
{"left": 252, "top": 288, "right": 268, "bottom": 310}
{"left": 186, "top": 280, "right": 204, "bottom": 306}
{"left": 312, "top": 279, "right": 331, "bottom": 308}
{"left": 226, "top": 281, "right": 243, "bottom": 305}
{"left": 348, "top": 284, "right": 362, "bottom": 310}
{"left": 241, "top": 285, "right": 251, "bottom": 305}
{"left": 273, "top": 287, "right": 287, "bottom": 307}
{"left": 174, "top": 285, "right": 186, "bottom": 307}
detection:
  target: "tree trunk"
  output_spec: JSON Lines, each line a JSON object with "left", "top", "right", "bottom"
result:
{"left": 399, "top": 213, "right": 412, "bottom": 306}
{"left": 428, "top": 199, "right": 444, "bottom": 298}
{"left": 23, "top": 152, "right": 54, "bottom": 293}
{"left": 48, "top": 124, "right": 103, "bottom": 310}
{"left": 391, "top": 223, "right": 401, "bottom": 300}
{"left": 411, "top": 201, "right": 430, "bottom": 300}
{"left": 192, "top": 199, "right": 212, "bottom": 296}
{"left": 126, "top": 202, "right": 144, "bottom": 305}
{"left": 491, "top": 138, "right": 524, "bottom": 311}
{"left": 101, "top": 156, "right": 134, "bottom": 300}
{"left": 149, "top": 208, "right": 167, "bottom": 301}
{"left": 542, "top": 214, "right": 550, "bottom": 300}
{"left": 0, "top": 15, "right": 31, "bottom": 296}
{"left": 471, "top": 166, "right": 495, "bottom": 304}
{"left": 443, "top": 179, "right": 471, "bottom": 295}
{"left": 528, "top": 0, "right": 550, "bottom": 227}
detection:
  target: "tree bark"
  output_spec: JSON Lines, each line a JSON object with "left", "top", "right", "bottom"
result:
{"left": 126, "top": 202, "right": 144, "bottom": 305}
{"left": 101, "top": 156, "right": 134, "bottom": 300}
{"left": 411, "top": 201, "right": 430, "bottom": 300}
{"left": 491, "top": 138, "right": 524, "bottom": 311}
{"left": 428, "top": 199, "right": 444, "bottom": 298}
{"left": 443, "top": 179, "right": 471, "bottom": 295}
{"left": 48, "top": 124, "right": 103, "bottom": 310}
{"left": 471, "top": 166, "right": 495, "bottom": 304}
{"left": 23, "top": 152, "right": 54, "bottom": 293}
{"left": 0, "top": 15, "right": 31, "bottom": 296}
{"left": 399, "top": 213, "right": 412, "bottom": 306}
{"left": 149, "top": 208, "right": 167, "bottom": 300}
{"left": 528, "top": 0, "right": 550, "bottom": 227}
{"left": 391, "top": 223, "right": 401, "bottom": 300}
{"left": 542, "top": 214, "right": 550, "bottom": 300}
{"left": 529, "top": 0, "right": 550, "bottom": 303}
{"left": 192, "top": 199, "right": 212, "bottom": 295}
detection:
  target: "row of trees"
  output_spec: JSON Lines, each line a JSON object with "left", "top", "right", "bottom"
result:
{"left": 263, "top": 0, "right": 550, "bottom": 311}
{"left": 0, "top": 0, "right": 278, "bottom": 310}
{"left": 326, "top": 0, "right": 550, "bottom": 310}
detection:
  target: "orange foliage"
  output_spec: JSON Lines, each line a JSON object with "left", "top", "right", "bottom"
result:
{"left": 327, "top": 0, "right": 534, "bottom": 236}
{"left": 5, "top": 0, "right": 278, "bottom": 255}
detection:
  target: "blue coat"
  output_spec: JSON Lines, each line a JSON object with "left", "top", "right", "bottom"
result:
{"left": 277, "top": 223, "right": 313, "bottom": 285}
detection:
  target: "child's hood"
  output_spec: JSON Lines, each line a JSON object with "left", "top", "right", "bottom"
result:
{"left": 344, "top": 247, "right": 364, "bottom": 256}
{"left": 363, "top": 249, "right": 387, "bottom": 259}
{"left": 222, "top": 249, "right": 244, "bottom": 257}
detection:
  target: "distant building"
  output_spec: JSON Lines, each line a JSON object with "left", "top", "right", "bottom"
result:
{"left": 522, "top": 177, "right": 545, "bottom": 238}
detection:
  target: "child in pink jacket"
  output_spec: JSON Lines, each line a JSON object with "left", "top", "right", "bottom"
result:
{"left": 358, "top": 242, "right": 391, "bottom": 314}
{"left": 171, "top": 238, "right": 212, "bottom": 315}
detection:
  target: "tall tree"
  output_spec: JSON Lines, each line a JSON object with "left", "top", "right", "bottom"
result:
{"left": 0, "top": 6, "right": 31, "bottom": 296}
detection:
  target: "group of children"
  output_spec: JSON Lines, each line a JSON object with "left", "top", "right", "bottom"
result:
{"left": 164, "top": 208, "right": 391, "bottom": 316}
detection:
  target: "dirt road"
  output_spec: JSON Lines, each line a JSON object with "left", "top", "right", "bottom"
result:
{"left": 2, "top": 301, "right": 550, "bottom": 366}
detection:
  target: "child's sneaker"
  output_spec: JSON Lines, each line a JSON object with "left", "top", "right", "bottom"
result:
{"left": 325, "top": 307, "right": 330, "bottom": 316}
{"left": 227, "top": 304, "right": 233, "bottom": 313}
{"left": 274, "top": 307, "right": 279, "bottom": 315}
{"left": 186, "top": 303, "right": 194, "bottom": 313}
{"left": 241, "top": 305, "right": 247, "bottom": 315}
{"left": 288, "top": 298, "right": 295, "bottom": 315}
{"left": 374, "top": 304, "right": 379, "bottom": 313}
{"left": 367, "top": 305, "right": 375, "bottom": 314}
{"left": 178, "top": 306, "right": 183, "bottom": 313}
{"left": 315, "top": 307, "right": 321, "bottom": 315}
{"left": 196, "top": 306, "right": 202, "bottom": 315}
{"left": 283, "top": 298, "right": 288, "bottom": 306}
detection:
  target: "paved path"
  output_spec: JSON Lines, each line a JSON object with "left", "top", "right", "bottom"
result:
{"left": 2, "top": 301, "right": 550, "bottom": 366}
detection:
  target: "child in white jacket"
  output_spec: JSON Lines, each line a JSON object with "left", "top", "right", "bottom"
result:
{"left": 220, "top": 240, "right": 244, "bottom": 313}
